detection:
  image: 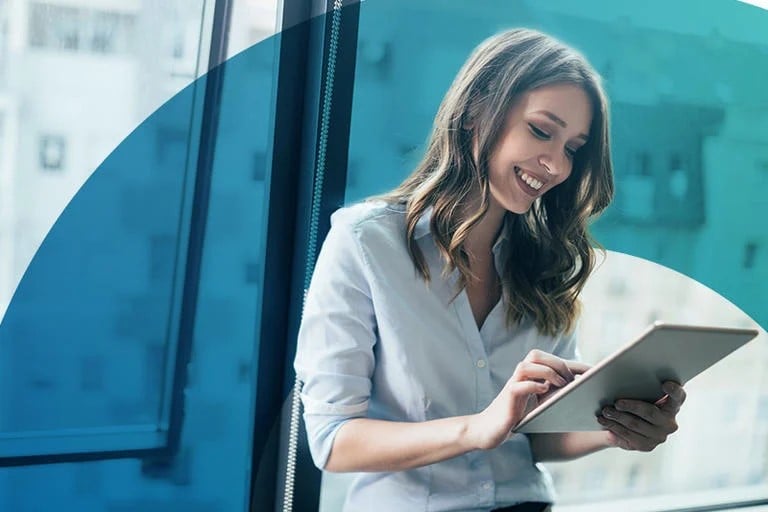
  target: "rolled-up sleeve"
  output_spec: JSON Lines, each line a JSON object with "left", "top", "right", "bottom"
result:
{"left": 294, "top": 210, "right": 377, "bottom": 469}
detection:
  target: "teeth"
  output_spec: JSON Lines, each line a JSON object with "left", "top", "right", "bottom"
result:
{"left": 515, "top": 167, "right": 543, "bottom": 190}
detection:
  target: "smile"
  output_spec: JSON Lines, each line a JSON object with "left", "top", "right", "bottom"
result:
{"left": 514, "top": 166, "right": 544, "bottom": 193}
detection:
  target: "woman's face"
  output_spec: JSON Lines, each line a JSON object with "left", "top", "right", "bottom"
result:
{"left": 485, "top": 83, "right": 593, "bottom": 214}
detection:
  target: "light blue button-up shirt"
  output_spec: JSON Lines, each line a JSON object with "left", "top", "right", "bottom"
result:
{"left": 294, "top": 200, "right": 578, "bottom": 511}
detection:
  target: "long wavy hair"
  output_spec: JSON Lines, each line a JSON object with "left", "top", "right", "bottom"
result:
{"left": 373, "top": 28, "right": 614, "bottom": 337}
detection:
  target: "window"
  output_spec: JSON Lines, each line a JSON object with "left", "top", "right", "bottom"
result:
{"left": 38, "top": 134, "right": 65, "bottom": 170}
{"left": 3, "top": 0, "right": 214, "bottom": 462}
{"left": 28, "top": 3, "right": 135, "bottom": 55}
{"left": 0, "top": 0, "right": 283, "bottom": 511}
{"left": 4, "top": 0, "right": 766, "bottom": 510}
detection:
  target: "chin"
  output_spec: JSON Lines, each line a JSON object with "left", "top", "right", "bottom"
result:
{"left": 489, "top": 189, "right": 535, "bottom": 215}
{"left": 503, "top": 200, "right": 534, "bottom": 215}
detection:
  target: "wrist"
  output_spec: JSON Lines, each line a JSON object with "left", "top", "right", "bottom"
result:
{"left": 460, "top": 414, "right": 484, "bottom": 451}
{"left": 600, "top": 429, "right": 618, "bottom": 449}
{"left": 461, "top": 413, "right": 504, "bottom": 451}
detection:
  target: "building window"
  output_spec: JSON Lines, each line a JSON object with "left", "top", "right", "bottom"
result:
{"left": 39, "top": 134, "right": 65, "bottom": 171}
{"left": 29, "top": 3, "right": 80, "bottom": 51}
{"left": 28, "top": 3, "right": 135, "bottom": 55}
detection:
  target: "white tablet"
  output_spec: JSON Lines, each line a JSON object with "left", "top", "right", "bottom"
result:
{"left": 515, "top": 321, "right": 759, "bottom": 433}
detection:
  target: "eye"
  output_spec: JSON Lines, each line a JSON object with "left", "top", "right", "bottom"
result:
{"left": 565, "top": 146, "right": 578, "bottom": 159}
{"left": 528, "top": 123, "right": 550, "bottom": 140}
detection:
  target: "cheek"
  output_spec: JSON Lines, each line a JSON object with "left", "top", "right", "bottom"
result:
{"left": 557, "top": 165, "right": 576, "bottom": 186}
{"left": 487, "top": 158, "right": 513, "bottom": 186}
{"left": 561, "top": 157, "right": 578, "bottom": 178}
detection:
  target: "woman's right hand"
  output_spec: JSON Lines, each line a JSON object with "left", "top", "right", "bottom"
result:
{"left": 466, "top": 349, "right": 590, "bottom": 450}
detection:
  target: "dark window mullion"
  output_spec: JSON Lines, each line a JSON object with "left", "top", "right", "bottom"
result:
{"left": 281, "top": 2, "right": 361, "bottom": 512}
{"left": 164, "top": 0, "right": 234, "bottom": 457}
{"left": 247, "top": 1, "right": 314, "bottom": 511}
{"left": 246, "top": 1, "right": 361, "bottom": 511}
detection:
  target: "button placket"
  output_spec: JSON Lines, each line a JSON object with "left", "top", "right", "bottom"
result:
{"left": 449, "top": 281, "right": 494, "bottom": 411}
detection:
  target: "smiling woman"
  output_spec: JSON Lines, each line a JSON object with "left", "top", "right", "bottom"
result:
{"left": 304, "top": 1, "right": 768, "bottom": 510}
{"left": 294, "top": 28, "right": 683, "bottom": 512}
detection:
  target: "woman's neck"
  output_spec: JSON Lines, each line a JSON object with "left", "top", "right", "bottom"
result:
{"left": 464, "top": 197, "right": 506, "bottom": 262}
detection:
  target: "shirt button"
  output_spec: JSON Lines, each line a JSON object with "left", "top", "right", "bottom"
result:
{"left": 482, "top": 481, "right": 492, "bottom": 490}
{"left": 476, "top": 359, "right": 486, "bottom": 368}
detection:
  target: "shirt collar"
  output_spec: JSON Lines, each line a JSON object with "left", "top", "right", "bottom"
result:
{"left": 414, "top": 207, "right": 433, "bottom": 240}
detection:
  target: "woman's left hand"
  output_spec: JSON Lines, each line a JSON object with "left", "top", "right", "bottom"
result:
{"left": 597, "top": 381, "right": 686, "bottom": 452}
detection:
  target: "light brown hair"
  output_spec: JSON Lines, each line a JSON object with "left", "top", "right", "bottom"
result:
{"left": 374, "top": 28, "right": 614, "bottom": 337}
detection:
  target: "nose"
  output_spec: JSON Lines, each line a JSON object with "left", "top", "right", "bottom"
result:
{"left": 538, "top": 153, "right": 569, "bottom": 178}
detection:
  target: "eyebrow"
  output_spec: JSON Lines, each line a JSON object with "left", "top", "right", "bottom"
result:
{"left": 534, "top": 110, "right": 589, "bottom": 141}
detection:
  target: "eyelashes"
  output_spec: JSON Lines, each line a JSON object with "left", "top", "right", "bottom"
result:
{"left": 527, "top": 123, "right": 578, "bottom": 159}
{"left": 528, "top": 123, "right": 550, "bottom": 140}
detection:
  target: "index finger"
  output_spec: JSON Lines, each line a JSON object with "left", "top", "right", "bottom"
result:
{"left": 566, "top": 360, "right": 591, "bottom": 375}
{"left": 525, "top": 350, "right": 588, "bottom": 383}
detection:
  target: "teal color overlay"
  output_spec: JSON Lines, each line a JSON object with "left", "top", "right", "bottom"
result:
{"left": 1, "top": 75, "right": 198, "bottom": 434}
{"left": 345, "top": 0, "right": 768, "bottom": 329}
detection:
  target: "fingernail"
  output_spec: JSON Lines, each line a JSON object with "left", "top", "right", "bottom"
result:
{"left": 603, "top": 408, "right": 615, "bottom": 419}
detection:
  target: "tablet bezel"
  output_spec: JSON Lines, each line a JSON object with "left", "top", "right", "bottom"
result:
{"left": 514, "top": 321, "right": 759, "bottom": 433}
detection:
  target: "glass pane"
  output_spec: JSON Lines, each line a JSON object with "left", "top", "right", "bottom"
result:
{"left": 317, "top": 0, "right": 768, "bottom": 509}
{"left": 226, "top": 0, "right": 279, "bottom": 58}
{"left": 0, "top": 0, "right": 209, "bottom": 454}
{"left": 0, "top": 0, "right": 281, "bottom": 509}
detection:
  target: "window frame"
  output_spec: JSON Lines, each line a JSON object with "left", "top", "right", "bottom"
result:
{"left": 245, "top": 1, "right": 361, "bottom": 511}
{"left": 0, "top": 0, "right": 230, "bottom": 468}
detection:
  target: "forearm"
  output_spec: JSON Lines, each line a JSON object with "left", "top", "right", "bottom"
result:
{"left": 325, "top": 416, "right": 478, "bottom": 473}
{"left": 527, "top": 431, "right": 612, "bottom": 462}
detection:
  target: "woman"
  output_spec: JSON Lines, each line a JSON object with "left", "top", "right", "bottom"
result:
{"left": 294, "top": 28, "right": 685, "bottom": 512}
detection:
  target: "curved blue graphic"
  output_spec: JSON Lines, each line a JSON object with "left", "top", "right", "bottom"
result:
{"left": 0, "top": 27, "right": 275, "bottom": 448}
